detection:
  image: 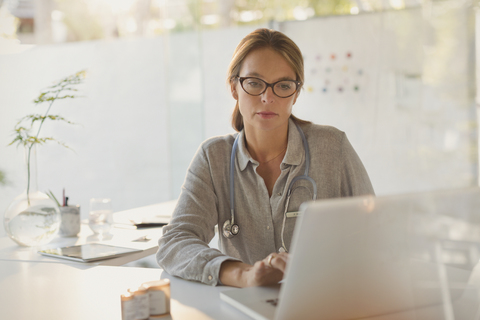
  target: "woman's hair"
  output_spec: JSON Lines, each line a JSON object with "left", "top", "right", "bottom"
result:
{"left": 227, "top": 28, "right": 310, "bottom": 132}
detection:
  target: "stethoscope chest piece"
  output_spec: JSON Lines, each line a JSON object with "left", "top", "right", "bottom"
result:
{"left": 222, "top": 219, "right": 239, "bottom": 238}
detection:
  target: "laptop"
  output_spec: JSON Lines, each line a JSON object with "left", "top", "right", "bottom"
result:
{"left": 220, "top": 187, "right": 480, "bottom": 320}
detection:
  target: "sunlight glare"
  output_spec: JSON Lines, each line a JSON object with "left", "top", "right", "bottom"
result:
{"left": 100, "top": 0, "right": 138, "bottom": 14}
{"left": 389, "top": 0, "right": 405, "bottom": 10}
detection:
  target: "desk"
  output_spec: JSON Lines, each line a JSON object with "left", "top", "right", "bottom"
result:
{"left": 3, "top": 260, "right": 480, "bottom": 320}
{"left": 0, "top": 260, "right": 249, "bottom": 320}
{"left": 113, "top": 200, "right": 177, "bottom": 226}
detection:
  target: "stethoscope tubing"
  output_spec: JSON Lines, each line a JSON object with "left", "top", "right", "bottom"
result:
{"left": 229, "top": 136, "right": 240, "bottom": 227}
{"left": 224, "top": 123, "right": 316, "bottom": 249}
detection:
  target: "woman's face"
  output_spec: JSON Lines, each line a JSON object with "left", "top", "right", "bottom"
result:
{"left": 232, "top": 47, "right": 298, "bottom": 134}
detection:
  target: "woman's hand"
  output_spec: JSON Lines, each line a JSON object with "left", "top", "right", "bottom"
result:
{"left": 220, "top": 253, "right": 289, "bottom": 287}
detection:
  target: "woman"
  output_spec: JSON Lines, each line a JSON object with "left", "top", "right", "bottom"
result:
{"left": 156, "top": 28, "right": 374, "bottom": 287}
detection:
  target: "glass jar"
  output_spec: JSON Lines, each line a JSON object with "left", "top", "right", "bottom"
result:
{"left": 3, "top": 146, "right": 60, "bottom": 246}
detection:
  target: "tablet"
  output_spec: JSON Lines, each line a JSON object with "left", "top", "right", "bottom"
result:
{"left": 38, "top": 243, "right": 142, "bottom": 262}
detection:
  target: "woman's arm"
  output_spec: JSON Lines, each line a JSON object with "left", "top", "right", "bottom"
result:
{"left": 219, "top": 253, "right": 288, "bottom": 287}
{"left": 156, "top": 141, "right": 241, "bottom": 286}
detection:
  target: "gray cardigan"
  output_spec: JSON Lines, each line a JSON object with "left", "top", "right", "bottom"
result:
{"left": 156, "top": 119, "right": 374, "bottom": 286}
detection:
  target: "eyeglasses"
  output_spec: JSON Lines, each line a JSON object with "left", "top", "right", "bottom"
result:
{"left": 237, "top": 76, "right": 301, "bottom": 98}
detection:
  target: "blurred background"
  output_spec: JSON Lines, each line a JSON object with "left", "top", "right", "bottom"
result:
{"left": 0, "top": 0, "right": 478, "bottom": 238}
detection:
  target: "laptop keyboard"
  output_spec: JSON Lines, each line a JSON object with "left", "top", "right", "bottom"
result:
{"left": 266, "top": 299, "right": 279, "bottom": 307}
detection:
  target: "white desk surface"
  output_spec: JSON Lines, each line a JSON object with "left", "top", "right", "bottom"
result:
{"left": 3, "top": 258, "right": 480, "bottom": 320}
{"left": 113, "top": 200, "right": 177, "bottom": 225}
{"left": 0, "top": 260, "right": 249, "bottom": 320}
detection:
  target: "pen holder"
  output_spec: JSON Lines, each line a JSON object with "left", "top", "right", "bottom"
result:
{"left": 59, "top": 205, "right": 81, "bottom": 237}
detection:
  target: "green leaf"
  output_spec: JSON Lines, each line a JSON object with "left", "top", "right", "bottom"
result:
{"left": 8, "top": 135, "right": 25, "bottom": 147}
{"left": 46, "top": 190, "right": 61, "bottom": 206}
{"left": 17, "top": 114, "right": 77, "bottom": 126}
{"left": 0, "top": 170, "right": 6, "bottom": 186}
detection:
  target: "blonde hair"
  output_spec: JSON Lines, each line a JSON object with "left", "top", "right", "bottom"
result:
{"left": 227, "top": 28, "right": 310, "bottom": 132}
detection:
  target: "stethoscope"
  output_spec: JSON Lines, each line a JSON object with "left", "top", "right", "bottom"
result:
{"left": 222, "top": 123, "right": 317, "bottom": 253}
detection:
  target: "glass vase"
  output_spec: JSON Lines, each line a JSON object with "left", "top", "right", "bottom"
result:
{"left": 3, "top": 146, "right": 60, "bottom": 246}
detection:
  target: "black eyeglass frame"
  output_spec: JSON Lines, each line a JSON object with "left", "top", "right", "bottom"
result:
{"left": 236, "top": 76, "right": 302, "bottom": 98}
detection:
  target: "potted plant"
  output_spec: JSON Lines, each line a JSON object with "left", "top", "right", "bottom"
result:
{"left": 4, "top": 70, "right": 86, "bottom": 246}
